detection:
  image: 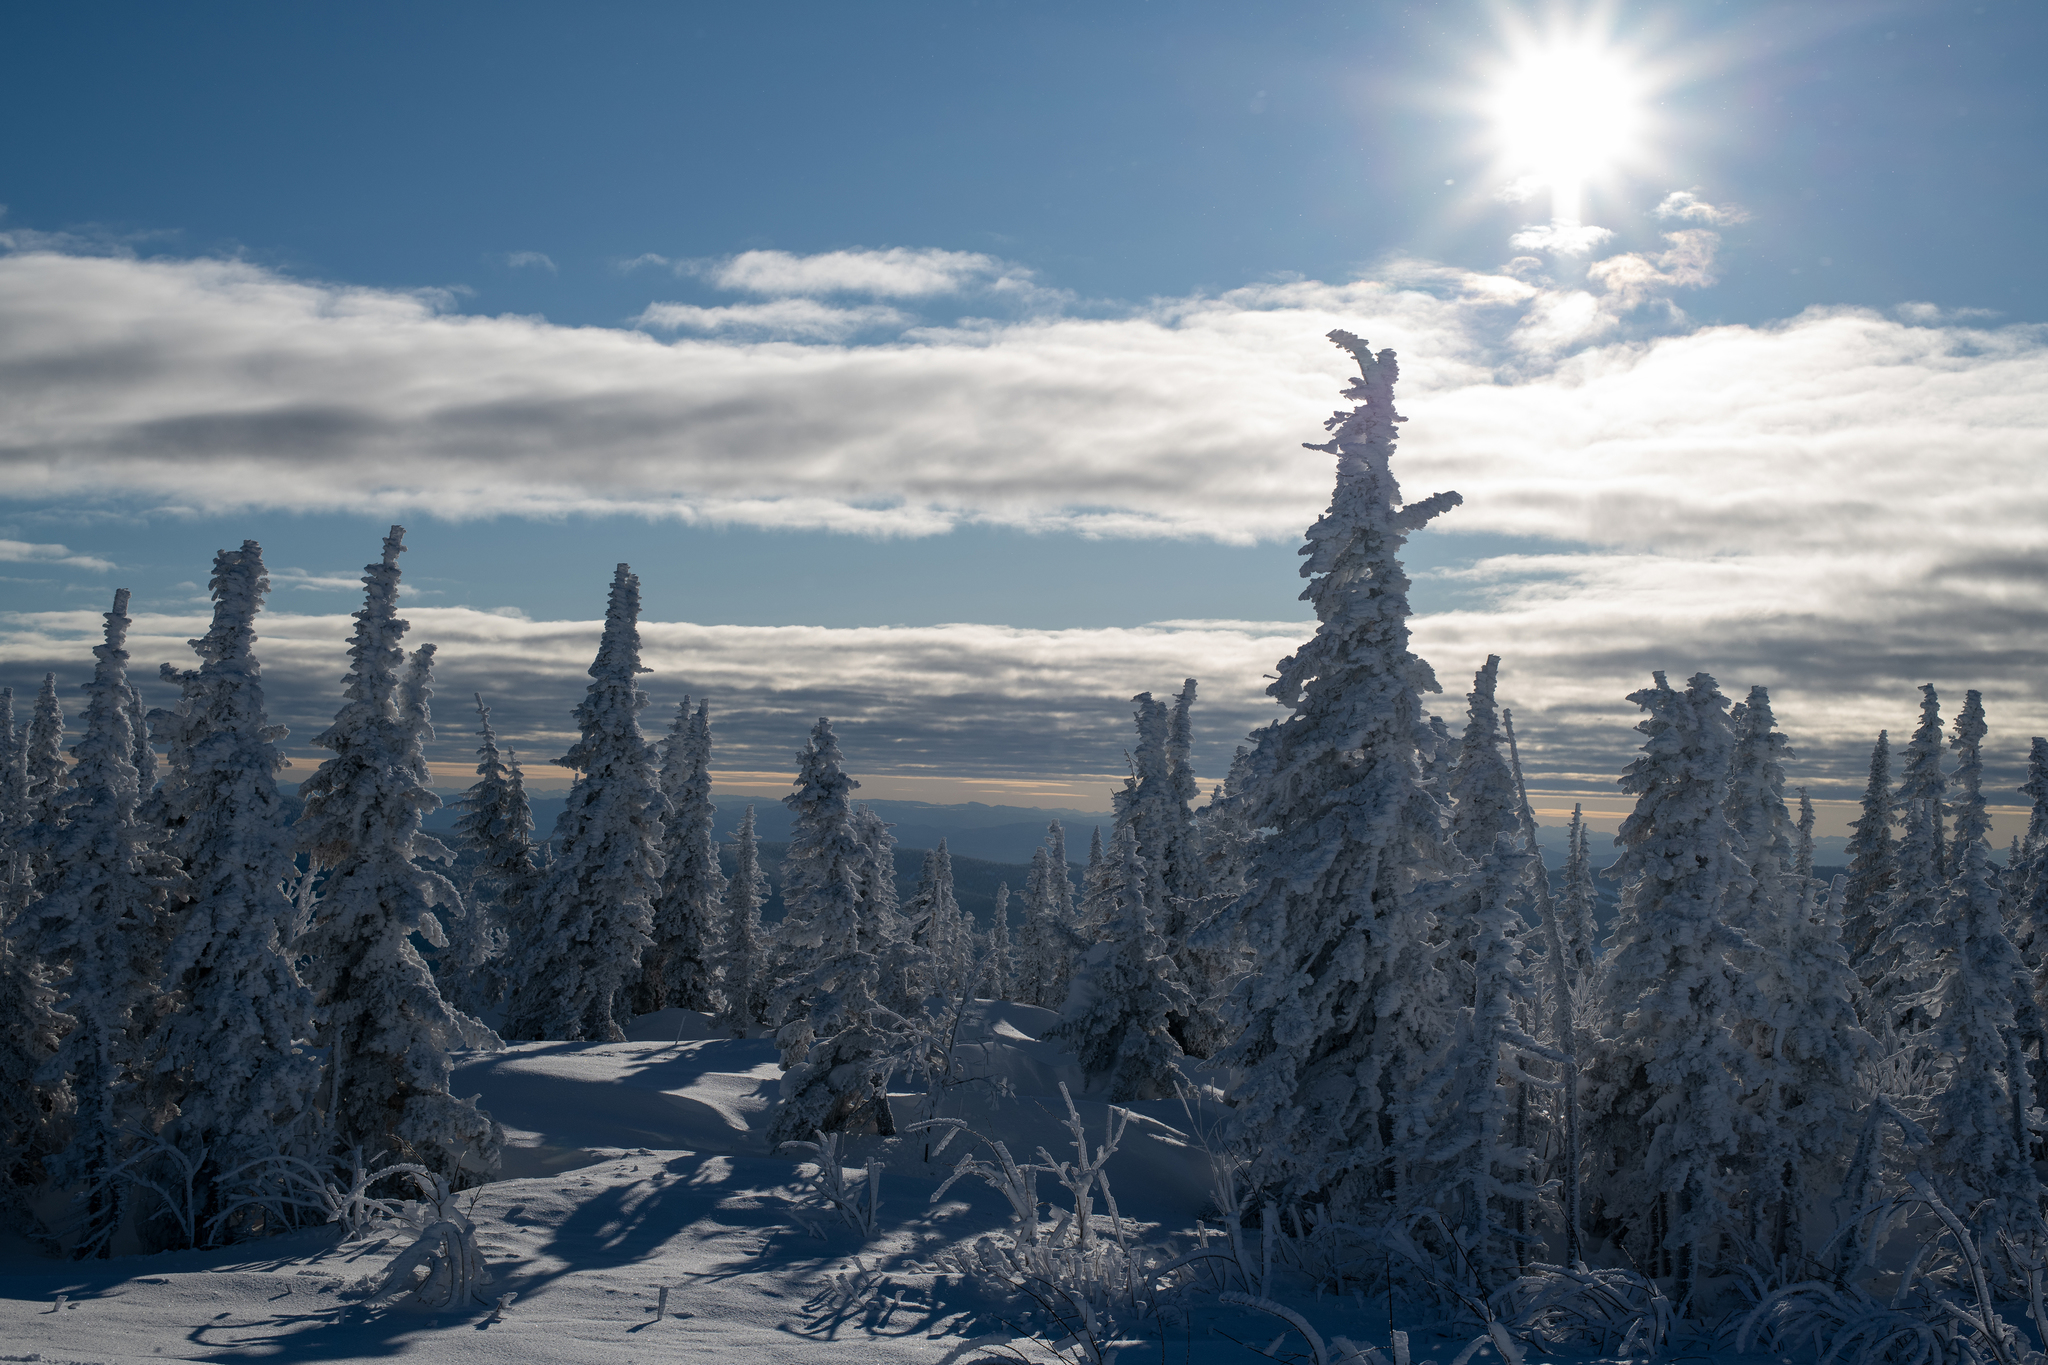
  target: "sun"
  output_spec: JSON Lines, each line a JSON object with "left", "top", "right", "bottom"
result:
{"left": 1484, "top": 29, "right": 1652, "bottom": 224}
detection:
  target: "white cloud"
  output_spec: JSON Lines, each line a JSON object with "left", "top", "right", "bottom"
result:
{"left": 0, "top": 538, "right": 114, "bottom": 571}
{"left": 0, "top": 604, "right": 1304, "bottom": 792}
{"left": 503, "top": 251, "right": 557, "bottom": 273}
{"left": 1508, "top": 220, "right": 1616, "bottom": 256}
{"left": 5, "top": 244, "right": 2048, "bottom": 799}
{"left": 633, "top": 297, "right": 910, "bottom": 341}
{"left": 1895, "top": 301, "right": 2002, "bottom": 325}
{"left": 1654, "top": 189, "right": 1752, "bottom": 226}
{"left": 687, "top": 247, "right": 1029, "bottom": 299}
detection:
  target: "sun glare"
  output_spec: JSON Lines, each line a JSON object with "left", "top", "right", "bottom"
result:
{"left": 1487, "top": 37, "right": 1648, "bottom": 223}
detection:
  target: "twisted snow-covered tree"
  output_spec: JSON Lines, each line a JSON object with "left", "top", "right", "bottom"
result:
{"left": 294, "top": 528, "right": 500, "bottom": 1182}
{"left": 504, "top": 565, "right": 668, "bottom": 1042}
{"left": 770, "top": 718, "right": 904, "bottom": 1144}
{"left": 1210, "top": 331, "right": 1463, "bottom": 1207}
{"left": 142, "top": 542, "right": 324, "bottom": 1238}
{"left": 0, "top": 685, "right": 64, "bottom": 1234}
{"left": 1582, "top": 671, "right": 1756, "bottom": 1305}
{"left": 27, "top": 590, "right": 182, "bottom": 1255}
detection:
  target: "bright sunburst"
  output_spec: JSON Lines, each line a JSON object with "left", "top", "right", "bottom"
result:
{"left": 1484, "top": 25, "right": 1653, "bottom": 225}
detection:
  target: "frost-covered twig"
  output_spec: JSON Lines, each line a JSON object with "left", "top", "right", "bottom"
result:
{"left": 780, "top": 1129, "right": 883, "bottom": 1239}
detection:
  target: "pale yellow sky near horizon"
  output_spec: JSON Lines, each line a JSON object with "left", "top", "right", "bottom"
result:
{"left": 423, "top": 760, "right": 2039, "bottom": 846}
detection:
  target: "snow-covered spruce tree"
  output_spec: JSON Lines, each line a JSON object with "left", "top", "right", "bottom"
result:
{"left": 0, "top": 685, "right": 66, "bottom": 1234}
{"left": 640, "top": 698, "right": 726, "bottom": 1015}
{"left": 1050, "top": 818, "right": 1190, "bottom": 1100}
{"left": 906, "top": 839, "right": 967, "bottom": 1001}
{"left": 1721, "top": 688, "right": 1868, "bottom": 1258}
{"left": 25, "top": 590, "right": 181, "bottom": 1255}
{"left": 1744, "top": 810, "right": 1869, "bottom": 1263}
{"left": 722, "top": 807, "right": 775, "bottom": 1031}
{"left": 1164, "top": 679, "right": 1204, "bottom": 900}
{"left": 1019, "top": 821, "right": 1083, "bottom": 1009}
{"left": 1423, "top": 831, "right": 1545, "bottom": 1284}
{"left": 25, "top": 672, "right": 67, "bottom": 824}
{"left": 445, "top": 696, "right": 534, "bottom": 1021}
{"left": 984, "top": 883, "right": 1013, "bottom": 1001}
{"left": 1015, "top": 847, "right": 1051, "bottom": 1007}
{"left": 294, "top": 528, "right": 499, "bottom": 1182}
{"left": 1447, "top": 656, "right": 1522, "bottom": 869}
{"left": 1167, "top": 680, "right": 1236, "bottom": 1057}
{"left": 1922, "top": 690, "right": 2041, "bottom": 1241}
{"left": 1419, "top": 676, "right": 1545, "bottom": 1284}
{"left": 1581, "top": 671, "right": 1755, "bottom": 1304}
{"left": 2013, "top": 738, "right": 2048, "bottom": 1102}
{"left": 769, "top": 718, "right": 905, "bottom": 1143}
{"left": 1557, "top": 804, "right": 1600, "bottom": 974}
{"left": 714, "top": 805, "right": 770, "bottom": 1037}
{"left": 1210, "top": 331, "right": 1463, "bottom": 1208}
{"left": 1840, "top": 731, "right": 1897, "bottom": 1015}
{"left": 1870, "top": 688, "right": 1948, "bottom": 1035}
{"left": 141, "top": 542, "right": 325, "bottom": 1238}
{"left": 1077, "top": 825, "right": 1111, "bottom": 938}
{"left": 1502, "top": 708, "right": 1586, "bottom": 1266}
{"left": 1793, "top": 789, "right": 1817, "bottom": 910}
{"left": 859, "top": 804, "right": 926, "bottom": 1021}
{"left": 1724, "top": 687, "right": 1797, "bottom": 955}
{"left": 1115, "top": 693, "right": 1174, "bottom": 912}
{"left": 504, "top": 565, "right": 668, "bottom": 1042}
{"left": 0, "top": 686, "right": 31, "bottom": 904}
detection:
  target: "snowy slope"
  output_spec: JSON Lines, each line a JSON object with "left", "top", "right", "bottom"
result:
{"left": 0, "top": 1001, "right": 1751, "bottom": 1364}
{"left": 0, "top": 1002, "right": 1222, "bottom": 1364}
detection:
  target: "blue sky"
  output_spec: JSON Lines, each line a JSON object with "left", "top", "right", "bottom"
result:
{"left": 3, "top": 0, "right": 2046, "bottom": 827}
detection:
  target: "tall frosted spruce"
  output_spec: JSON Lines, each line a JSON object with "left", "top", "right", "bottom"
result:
{"left": 1871, "top": 687, "right": 1947, "bottom": 1034}
{"left": 713, "top": 805, "right": 770, "bottom": 1037}
{"left": 1557, "top": 804, "right": 1600, "bottom": 974}
{"left": 906, "top": 839, "right": 966, "bottom": 1001}
{"left": 861, "top": 804, "right": 926, "bottom": 1021}
{"left": 25, "top": 672, "right": 67, "bottom": 825}
{"left": 984, "top": 883, "right": 1013, "bottom": 1001}
{"left": 1924, "top": 691, "right": 2041, "bottom": 1236}
{"left": 1421, "top": 658, "right": 1544, "bottom": 1281}
{"left": 1211, "top": 331, "right": 1462, "bottom": 1207}
{"left": 1840, "top": 731, "right": 1897, "bottom": 1017}
{"left": 0, "top": 683, "right": 65, "bottom": 1224}
{"left": 295, "top": 528, "right": 500, "bottom": 1181}
{"left": 1582, "top": 671, "right": 1755, "bottom": 1307}
{"left": 770, "top": 718, "right": 904, "bottom": 1143}
{"left": 640, "top": 698, "right": 726, "bottom": 1014}
{"left": 143, "top": 543, "right": 324, "bottom": 1238}
{"left": 28, "top": 590, "right": 181, "bottom": 1255}
{"left": 446, "top": 696, "right": 535, "bottom": 1020}
{"left": 507, "top": 565, "right": 668, "bottom": 1042}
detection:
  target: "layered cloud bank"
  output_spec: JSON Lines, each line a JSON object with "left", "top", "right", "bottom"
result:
{"left": 0, "top": 605, "right": 1302, "bottom": 806}
{"left": 4, "top": 242, "right": 2048, "bottom": 800}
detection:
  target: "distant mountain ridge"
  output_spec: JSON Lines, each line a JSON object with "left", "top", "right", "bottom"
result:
{"left": 420, "top": 791, "right": 1113, "bottom": 866}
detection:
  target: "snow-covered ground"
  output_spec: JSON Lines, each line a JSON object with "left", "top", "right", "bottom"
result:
{"left": 0, "top": 1003, "right": 1203, "bottom": 1363}
{"left": 0, "top": 1003, "right": 1725, "bottom": 1364}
